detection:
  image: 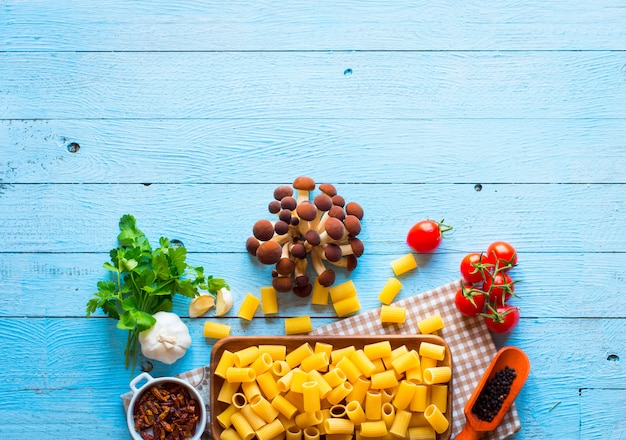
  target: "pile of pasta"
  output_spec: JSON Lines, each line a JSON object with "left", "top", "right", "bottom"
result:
{"left": 214, "top": 338, "right": 451, "bottom": 440}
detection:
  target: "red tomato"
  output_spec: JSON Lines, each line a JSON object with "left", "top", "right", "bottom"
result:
{"left": 484, "top": 304, "right": 520, "bottom": 333}
{"left": 460, "top": 252, "right": 490, "bottom": 284}
{"left": 406, "top": 219, "right": 452, "bottom": 253}
{"left": 484, "top": 241, "right": 518, "bottom": 271}
{"left": 484, "top": 271, "right": 515, "bottom": 305}
{"left": 454, "top": 284, "right": 487, "bottom": 316}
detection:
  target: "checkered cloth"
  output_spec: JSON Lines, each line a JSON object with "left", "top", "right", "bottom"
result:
{"left": 122, "top": 279, "right": 521, "bottom": 439}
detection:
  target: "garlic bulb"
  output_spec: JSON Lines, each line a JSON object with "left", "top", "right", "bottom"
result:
{"left": 138, "top": 311, "right": 191, "bottom": 364}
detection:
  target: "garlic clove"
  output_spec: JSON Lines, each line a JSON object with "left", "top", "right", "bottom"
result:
{"left": 189, "top": 294, "right": 215, "bottom": 318}
{"left": 215, "top": 287, "right": 233, "bottom": 316}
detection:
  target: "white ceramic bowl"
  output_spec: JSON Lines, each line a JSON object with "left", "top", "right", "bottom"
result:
{"left": 127, "top": 372, "right": 206, "bottom": 440}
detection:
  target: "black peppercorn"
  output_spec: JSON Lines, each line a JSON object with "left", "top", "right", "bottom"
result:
{"left": 472, "top": 365, "right": 517, "bottom": 422}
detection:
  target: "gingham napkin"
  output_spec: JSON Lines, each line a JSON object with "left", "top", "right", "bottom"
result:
{"left": 122, "top": 278, "right": 521, "bottom": 439}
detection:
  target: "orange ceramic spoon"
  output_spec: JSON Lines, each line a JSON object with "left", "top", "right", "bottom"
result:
{"left": 456, "top": 346, "right": 530, "bottom": 440}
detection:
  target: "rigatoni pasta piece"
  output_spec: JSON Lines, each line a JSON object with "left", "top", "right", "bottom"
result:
{"left": 234, "top": 346, "right": 260, "bottom": 367}
{"left": 359, "top": 420, "right": 388, "bottom": 437}
{"left": 381, "top": 402, "right": 395, "bottom": 430}
{"left": 329, "top": 279, "right": 357, "bottom": 303}
{"left": 424, "top": 404, "right": 449, "bottom": 434}
{"left": 378, "top": 277, "right": 403, "bottom": 305}
{"left": 323, "top": 418, "right": 355, "bottom": 435}
{"left": 430, "top": 384, "right": 448, "bottom": 413}
{"left": 240, "top": 404, "right": 265, "bottom": 430}
{"left": 390, "top": 253, "right": 417, "bottom": 276}
{"left": 285, "top": 342, "right": 314, "bottom": 368}
{"left": 323, "top": 368, "right": 347, "bottom": 388}
{"left": 295, "top": 410, "right": 324, "bottom": 429}
{"left": 237, "top": 293, "right": 261, "bottom": 321}
{"left": 230, "top": 411, "right": 255, "bottom": 440}
{"left": 389, "top": 409, "right": 412, "bottom": 438}
{"left": 231, "top": 393, "right": 247, "bottom": 409}
{"left": 217, "top": 404, "right": 239, "bottom": 429}
{"left": 393, "top": 380, "right": 418, "bottom": 411}
{"left": 335, "top": 356, "right": 363, "bottom": 383}
{"left": 332, "top": 295, "right": 361, "bottom": 317}
{"left": 250, "top": 394, "right": 280, "bottom": 423}
{"left": 350, "top": 349, "right": 377, "bottom": 377}
{"left": 219, "top": 427, "right": 244, "bottom": 440}
{"left": 241, "top": 380, "right": 262, "bottom": 402}
{"left": 285, "top": 316, "right": 312, "bottom": 335}
{"left": 326, "top": 382, "right": 354, "bottom": 405}
{"left": 300, "top": 351, "right": 329, "bottom": 372}
{"left": 250, "top": 352, "right": 274, "bottom": 375}
{"left": 226, "top": 367, "right": 257, "bottom": 383}
{"left": 255, "top": 419, "right": 285, "bottom": 440}
{"left": 204, "top": 320, "right": 232, "bottom": 339}
{"left": 417, "top": 313, "right": 444, "bottom": 335}
{"left": 407, "top": 426, "right": 436, "bottom": 440}
{"left": 260, "top": 286, "right": 278, "bottom": 315}
{"left": 345, "top": 400, "right": 367, "bottom": 425}
{"left": 311, "top": 277, "right": 330, "bottom": 305}
{"left": 285, "top": 426, "right": 302, "bottom": 440}
{"left": 259, "top": 344, "right": 287, "bottom": 361}
{"left": 423, "top": 366, "right": 451, "bottom": 385}
{"left": 303, "top": 426, "right": 320, "bottom": 440}
{"left": 272, "top": 360, "right": 291, "bottom": 377}
{"left": 346, "top": 376, "right": 371, "bottom": 405}
{"left": 364, "top": 390, "right": 382, "bottom": 421}
{"left": 271, "top": 394, "right": 299, "bottom": 419}
{"left": 308, "top": 370, "right": 333, "bottom": 399}
{"left": 418, "top": 342, "right": 446, "bottom": 361}
{"left": 380, "top": 305, "right": 407, "bottom": 324}
{"left": 331, "top": 345, "right": 356, "bottom": 364}
{"left": 215, "top": 350, "right": 236, "bottom": 378}
{"left": 371, "top": 369, "right": 399, "bottom": 390}
{"left": 391, "top": 350, "right": 420, "bottom": 375}
{"left": 256, "top": 370, "right": 280, "bottom": 401}
{"left": 410, "top": 385, "right": 430, "bottom": 412}
{"left": 364, "top": 340, "right": 393, "bottom": 361}
{"left": 218, "top": 380, "right": 241, "bottom": 404}
{"left": 302, "top": 381, "right": 321, "bottom": 413}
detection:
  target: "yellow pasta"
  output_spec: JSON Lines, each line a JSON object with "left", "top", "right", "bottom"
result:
{"left": 304, "top": 427, "right": 320, "bottom": 440}
{"left": 420, "top": 357, "right": 437, "bottom": 378}
{"left": 329, "top": 404, "right": 347, "bottom": 418}
{"left": 370, "top": 358, "right": 386, "bottom": 375}
{"left": 346, "top": 376, "right": 371, "bottom": 405}
{"left": 217, "top": 404, "right": 239, "bottom": 429}
{"left": 408, "top": 412, "right": 429, "bottom": 428}
{"left": 260, "top": 344, "right": 287, "bottom": 361}
{"left": 302, "top": 381, "right": 321, "bottom": 413}
{"left": 423, "top": 366, "right": 451, "bottom": 385}
{"left": 251, "top": 352, "right": 274, "bottom": 375}
{"left": 250, "top": 394, "right": 280, "bottom": 423}
{"left": 329, "top": 279, "right": 357, "bottom": 303}
{"left": 418, "top": 342, "right": 445, "bottom": 361}
{"left": 378, "top": 277, "right": 403, "bottom": 305}
{"left": 220, "top": 427, "right": 244, "bottom": 440}
{"left": 256, "top": 370, "right": 280, "bottom": 401}
{"left": 271, "top": 394, "right": 299, "bottom": 419}
{"left": 204, "top": 321, "right": 232, "bottom": 339}
{"left": 289, "top": 369, "right": 310, "bottom": 393}
{"left": 407, "top": 426, "right": 436, "bottom": 440}
{"left": 393, "top": 380, "right": 418, "bottom": 411}
{"left": 314, "top": 342, "right": 333, "bottom": 357}
{"left": 424, "top": 404, "right": 449, "bottom": 434}
{"left": 359, "top": 420, "right": 388, "bottom": 437}
{"left": 272, "top": 360, "right": 291, "bottom": 377}
{"left": 332, "top": 295, "right": 361, "bottom": 317}
{"left": 308, "top": 370, "right": 332, "bottom": 399}
{"left": 234, "top": 346, "right": 260, "bottom": 367}
{"left": 380, "top": 305, "right": 407, "bottom": 324}
{"left": 240, "top": 404, "right": 266, "bottom": 430}
{"left": 364, "top": 340, "right": 393, "bottom": 361}
{"left": 351, "top": 349, "right": 377, "bottom": 377}
{"left": 323, "top": 368, "right": 347, "bottom": 388}
{"left": 242, "top": 381, "right": 262, "bottom": 402}
{"left": 389, "top": 409, "right": 412, "bottom": 438}
{"left": 335, "top": 356, "right": 363, "bottom": 383}
{"left": 238, "top": 293, "right": 261, "bottom": 321}
{"left": 285, "top": 426, "right": 302, "bottom": 440}
{"left": 391, "top": 350, "right": 420, "bottom": 375}
{"left": 405, "top": 364, "right": 423, "bottom": 384}
{"left": 311, "top": 277, "right": 330, "bottom": 305}
{"left": 430, "top": 384, "right": 447, "bottom": 413}
{"left": 286, "top": 343, "right": 314, "bottom": 368}
{"left": 231, "top": 392, "right": 247, "bottom": 409}
{"left": 416, "top": 314, "right": 444, "bottom": 335}
{"left": 284, "top": 390, "right": 305, "bottom": 414}
{"left": 383, "top": 345, "right": 408, "bottom": 370}
{"left": 218, "top": 381, "right": 242, "bottom": 404}
{"left": 345, "top": 400, "right": 367, "bottom": 424}
{"left": 364, "top": 390, "right": 382, "bottom": 420}
{"left": 231, "top": 411, "right": 255, "bottom": 440}
{"left": 331, "top": 345, "right": 356, "bottom": 364}
{"left": 381, "top": 402, "right": 395, "bottom": 429}
{"left": 260, "top": 286, "right": 278, "bottom": 315}
{"left": 390, "top": 253, "right": 417, "bottom": 276}
{"left": 323, "top": 418, "right": 355, "bottom": 435}
{"left": 301, "top": 351, "right": 329, "bottom": 372}
{"left": 371, "top": 369, "right": 399, "bottom": 390}
{"left": 256, "top": 419, "right": 285, "bottom": 440}
{"left": 410, "top": 385, "right": 430, "bottom": 412}
{"left": 326, "top": 382, "right": 353, "bottom": 405}
{"left": 226, "top": 367, "right": 257, "bottom": 383}
{"left": 215, "top": 350, "right": 236, "bottom": 378}
{"left": 295, "top": 410, "right": 324, "bottom": 429}
{"left": 381, "top": 388, "right": 395, "bottom": 404}
{"left": 285, "top": 316, "right": 313, "bottom": 335}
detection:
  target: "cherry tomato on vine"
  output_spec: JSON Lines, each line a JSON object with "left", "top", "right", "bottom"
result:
{"left": 483, "top": 304, "right": 520, "bottom": 334}
{"left": 454, "top": 284, "right": 487, "bottom": 317}
{"left": 460, "top": 252, "right": 490, "bottom": 284}
{"left": 484, "top": 241, "right": 518, "bottom": 271}
{"left": 406, "top": 219, "right": 453, "bottom": 253}
{"left": 484, "top": 271, "right": 516, "bottom": 305}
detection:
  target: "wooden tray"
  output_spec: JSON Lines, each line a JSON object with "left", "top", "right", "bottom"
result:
{"left": 210, "top": 335, "right": 453, "bottom": 439}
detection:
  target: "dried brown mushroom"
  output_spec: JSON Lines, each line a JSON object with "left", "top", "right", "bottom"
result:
{"left": 246, "top": 177, "right": 365, "bottom": 296}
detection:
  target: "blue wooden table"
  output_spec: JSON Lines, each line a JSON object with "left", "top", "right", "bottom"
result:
{"left": 2, "top": 1, "right": 625, "bottom": 438}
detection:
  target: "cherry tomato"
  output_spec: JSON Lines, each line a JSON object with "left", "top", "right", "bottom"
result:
{"left": 454, "top": 284, "right": 487, "bottom": 317}
{"left": 406, "top": 219, "right": 452, "bottom": 253}
{"left": 484, "top": 304, "right": 520, "bottom": 334}
{"left": 484, "top": 271, "right": 515, "bottom": 305}
{"left": 484, "top": 241, "right": 517, "bottom": 271}
{"left": 460, "top": 252, "right": 490, "bottom": 284}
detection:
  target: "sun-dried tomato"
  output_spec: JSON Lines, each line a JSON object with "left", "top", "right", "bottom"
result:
{"left": 132, "top": 382, "right": 201, "bottom": 440}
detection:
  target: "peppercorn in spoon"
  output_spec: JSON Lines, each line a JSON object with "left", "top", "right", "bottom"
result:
{"left": 456, "top": 346, "right": 530, "bottom": 439}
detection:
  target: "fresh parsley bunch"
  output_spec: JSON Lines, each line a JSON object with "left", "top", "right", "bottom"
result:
{"left": 86, "top": 214, "right": 228, "bottom": 372}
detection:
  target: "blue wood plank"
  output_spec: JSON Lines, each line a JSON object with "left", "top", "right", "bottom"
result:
{"left": 2, "top": 119, "right": 626, "bottom": 184}
{"left": 2, "top": 52, "right": 626, "bottom": 119}
{"left": 2, "top": 0, "right": 626, "bottom": 51}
